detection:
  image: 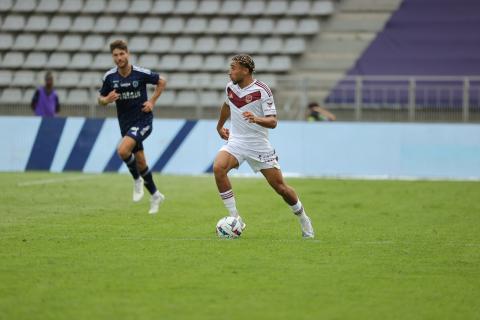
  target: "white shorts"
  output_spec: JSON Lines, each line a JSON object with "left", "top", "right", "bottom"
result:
{"left": 220, "top": 143, "right": 281, "bottom": 173}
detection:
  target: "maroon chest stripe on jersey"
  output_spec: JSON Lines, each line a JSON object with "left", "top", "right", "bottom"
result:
{"left": 227, "top": 87, "right": 262, "bottom": 108}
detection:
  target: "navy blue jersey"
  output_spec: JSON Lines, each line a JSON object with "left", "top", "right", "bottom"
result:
{"left": 99, "top": 65, "right": 160, "bottom": 131}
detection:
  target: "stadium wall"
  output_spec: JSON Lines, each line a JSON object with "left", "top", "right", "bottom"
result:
{"left": 1, "top": 116, "right": 480, "bottom": 180}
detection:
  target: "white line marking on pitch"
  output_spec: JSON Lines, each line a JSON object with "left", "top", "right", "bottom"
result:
{"left": 17, "top": 175, "right": 96, "bottom": 187}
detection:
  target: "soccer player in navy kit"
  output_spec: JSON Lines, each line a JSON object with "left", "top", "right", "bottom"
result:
{"left": 98, "top": 40, "right": 167, "bottom": 214}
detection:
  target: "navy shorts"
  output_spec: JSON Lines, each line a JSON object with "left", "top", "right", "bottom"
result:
{"left": 121, "top": 121, "right": 152, "bottom": 153}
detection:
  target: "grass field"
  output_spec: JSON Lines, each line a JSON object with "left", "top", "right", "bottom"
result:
{"left": 1, "top": 172, "right": 479, "bottom": 319}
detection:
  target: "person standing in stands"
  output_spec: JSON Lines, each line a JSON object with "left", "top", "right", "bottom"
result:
{"left": 31, "top": 71, "right": 60, "bottom": 117}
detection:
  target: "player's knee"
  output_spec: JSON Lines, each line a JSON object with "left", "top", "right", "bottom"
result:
{"left": 117, "top": 146, "right": 129, "bottom": 160}
{"left": 213, "top": 161, "right": 227, "bottom": 176}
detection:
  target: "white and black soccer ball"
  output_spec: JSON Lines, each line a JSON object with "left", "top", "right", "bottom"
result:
{"left": 216, "top": 216, "right": 243, "bottom": 239}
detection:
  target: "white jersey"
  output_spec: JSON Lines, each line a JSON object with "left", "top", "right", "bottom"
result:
{"left": 225, "top": 79, "right": 276, "bottom": 152}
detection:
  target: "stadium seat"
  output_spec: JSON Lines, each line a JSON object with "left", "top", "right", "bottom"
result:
{"left": 243, "top": 1, "right": 266, "bottom": 15}
{"left": 0, "top": 71, "right": 13, "bottom": 87}
{"left": 83, "top": 0, "right": 106, "bottom": 13}
{"left": 211, "top": 73, "right": 229, "bottom": 89}
{"left": 151, "top": 0, "right": 174, "bottom": 14}
{"left": 203, "top": 55, "right": 226, "bottom": 71}
{"left": 91, "top": 53, "right": 113, "bottom": 70}
{"left": 167, "top": 73, "right": 191, "bottom": 89}
{"left": 68, "top": 89, "right": 90, "bottom": 104}
{"left": 22, "top": 88, "right": 36, "bottom": 104}
{"left": 193, "top": 37, "right": 217, "bottom": 54}
{"left": 296, "top": 19, "right": 320, "bottom": 35}
{"left": 275, "top": 19, "right": 297, "bottom": 34}
{"left": 219, "top": 0, "right": 243, "bottom": 15}
{"left": 137, "top": 54, "right": 159, "bottom": 70}
{"left": 12, "top": 71, "right": 35, "bottom": 87}
{"left": 55, "top": 88, "right": 68, "bottom": 102}
{"left": 130, "top": 0, "right": 152, "bottom": 14}
{"left": 117, "top": 17, "right": 140, "bottom": 34}
{"left": 11, "top": 0, "right": 36, "bottom": 12}
{"left": 129, "top": 36, "right": 150, "bottom": 53}
{"left": 252, "top": 19, "right": 275, "bottom": 35}
{"left": 140, "top": 17, "right": 163, "bottom": 34}
{"left": 207, "top": 18, "right": 230, "bottom": 34}
{"left": 36, "top": 0, "right": 60, "bottom": 13}
{"left": 0, "top": 33, "right": 14, "bottom": 50}
{"left": 59, "top": 35, "right": 83, "bottom": 51}
{"left": 283, "top": 38, "right": 306, "bottom": 54}
{"left": 174, "top": 0, "right": 198, "bottom": 14}
{"left": 172, "top": 36, "right": 195, "bottom": 53}
{"left": 24, "top": 15, "right": 49, "bottom": 32}
{"left": 24, "top": 52, "right": 47, "bottom": 69}
{"left": 79, "top": 72, "right": 102, "bottom": 87}
{"left": 57, "top": 71, "right": 81, "bottom": 88}
{"left": 190, "top": 73, "right": 212, "bottom": 87}
{"left": 12, "top": 34, "right": 36, "bottom": 51}
{"left": 1, "top": 88, "right": 23, "bottom": 103}
{"left": 59, "top": 0, "right": 84, "bottom": 13}
{"left": 288, "top": 1, "right": 311, "bottom": 16}
{"left": 230, "top": 18, "right": 252, "bottom": 34}
{"left": 0, "top": 0, "right": 13, "bottom": 12}
{"left": 105, "top": 0, "right": 129, "bottom": 13}
{"left": 312, "top": 1, "right": 334, "bottom": 16}
{"left": 82, "top": 35, "right": 105, "bottom": 52}
{"left": 197, "top": 0, "right": 220, "bottom": 15}
{"left": 94, "top": 17, "right": 117, "bottom": 33}
{"left": 179, "top": 55, "right": 203, "bottom": 71}
{"left": 46, "top": 53, "right": 70, "bottom": 69}
{"left": 265, "top": 0, "right": 288, "bottom": 15}
{"left": 155, "top": 90, "right": 175, "bottom": 106}
{"left": 258, "top": 74, "right": 277, "bottom": 88}
{"left": 258, "top": 37, "right": 283, "bottom": 54}
{"left": 252, "top": 55, "right": 269, "bottom": 72}
{"left": 2, "top": 15, "right": 26, "bottom": 31}
{"left": 2, "top": 52, "right": 24, "bottom": 68}
{"left": 269, "top": 56, "right": 291, "bottom": 72}
{"left": 200, "top": 91, "right": 221, "bottom": 107}
{"left": 71, "top": 16, "right": 94, "bottom": 33}
{"left": 175, "top": 90, "right": 197, "bottom": 107}
{"left": 217, "top": 38, "right": 239, "bottom": 53}
{"left": 69, "top": 53, "right": 93, "bottom": 70}
{"left": 148, "top": 36, "right": 172, "bottom": 53}
{"left": 48, "top": 16, "right": 72, "bottom": 32}
{"left": 159, "top": 55, "right": 182, "bottom": 71}
{"left": 163, "top": 17, "right": 184, "bottom": 33}
{"left": 239, "top": 38, "right": 261, "bottom": 53}
{"left": 36, "top": 34, "right": 60, "bottom": 51}
{"left": 184, "top": 17, "right": 208, "bottom": 34}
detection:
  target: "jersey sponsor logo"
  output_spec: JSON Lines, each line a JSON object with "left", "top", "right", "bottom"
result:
{"left": 119, "top": 91, "right": 141, "bottom": 100}
{"left": 120, "top": 82, "right": 131, "bottom": 87}
{"left": 227, "top": 87, "right": 261, "bottom": 108}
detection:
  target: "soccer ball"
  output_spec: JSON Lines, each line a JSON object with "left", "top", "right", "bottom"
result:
{"left": 216, "top": 216, "right": 243, "bottom": 239}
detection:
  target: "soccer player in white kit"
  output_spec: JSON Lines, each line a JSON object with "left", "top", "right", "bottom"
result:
{"left": 213, "top": 54, "right": 315, "bottom": 238}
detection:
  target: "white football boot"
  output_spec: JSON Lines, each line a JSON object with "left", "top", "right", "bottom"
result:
{"left": 133, "top": 177, "right": 144, "bottom": 202}
{"left": 300, "top": 215, "right": 315, "bottom": 239}
{"left": 148, "top": 192, "right": 165, "bottom": 214}
{"left": 237, "top": 216, "right": 247, "bottom": 231}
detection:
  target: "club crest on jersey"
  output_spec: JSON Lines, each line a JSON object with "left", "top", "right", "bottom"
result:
{"left": 245, "top": 95, "right": 253, "bottom": 103}
{"left": 133, "top": 81, "right": 139, "bottom": 88}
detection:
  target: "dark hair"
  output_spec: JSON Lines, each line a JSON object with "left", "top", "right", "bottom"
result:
{"left": 231, "top": 54, "right": 255, "bottom": 73}
{"left": 308, "top": 102, "right": 319, "bottom": 109}
{"left": 44, "top": 71, "right": 53, "bottom": 81}
{"left": 110, "top": 39, "right": 128, "bottom": 53}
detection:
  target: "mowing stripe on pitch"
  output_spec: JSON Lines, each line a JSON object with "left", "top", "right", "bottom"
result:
{"left": 26, "top": 118, "right": 66, "bottom": 171}
{"left": 152, "top": 120, "right": 197, "bottom": 172}
{"left": 63, "top": 119, "right": 105, "bottom": 171}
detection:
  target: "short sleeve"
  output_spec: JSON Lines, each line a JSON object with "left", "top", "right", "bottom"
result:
{"left": 99, "top": 76, "right": 111, "bottom": 96}
{"left": 142, "top": 69, "right": 160, "bottom": 85}
{"left": 262, "top": 92, "right": 276, "bottom": 116}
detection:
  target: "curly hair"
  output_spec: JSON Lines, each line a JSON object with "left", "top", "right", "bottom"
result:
{"left": 231, "top": 54, "right": 255, "bottom": 73}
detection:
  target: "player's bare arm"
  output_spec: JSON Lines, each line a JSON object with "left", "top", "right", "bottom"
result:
{"left": 142, "top": 77, "right": 167, "bottom": 113}
{"left": 242, "top": 112, "right": 277, "bottom": 129}
{"left": 98, "top": 89, "right": 119, "bottom": 106}
{"left": 216, "top": 102, "right": 231, "bottom": 140}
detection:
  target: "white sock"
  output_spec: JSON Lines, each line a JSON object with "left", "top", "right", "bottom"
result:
{"left": 220, "top": 189, "right": 239, "bottom": 218}
{"left": 290, "top": 200, "right": 308, "bottom": 221}
{"left": 152, "top": 190, "right": 161, "bottom": 198}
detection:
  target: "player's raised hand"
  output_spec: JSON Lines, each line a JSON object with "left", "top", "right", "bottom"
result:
{"left": 242, "top": 111, "right": 256, "bottom": 123}
{"left": 142, "top": 100, "right": 154, "bottom": 113}
{"left": 217, "top": 127, "right": 230, "bottom": 140}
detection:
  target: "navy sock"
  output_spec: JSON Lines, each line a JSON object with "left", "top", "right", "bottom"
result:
{"left": 123, "top": 154, "right": 140, "bottom": 180}
{"left": 140, "top": 167, "right": 158, "bottom": 195}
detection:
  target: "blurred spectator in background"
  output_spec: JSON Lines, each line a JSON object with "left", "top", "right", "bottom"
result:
{"left": 307, "top": 102, "right": 336, "bottom": 122}
{"left": 31, "top": 71, "right": 60, "bottom": 117}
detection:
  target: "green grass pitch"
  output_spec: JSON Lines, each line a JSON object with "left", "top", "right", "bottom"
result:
{"left": 1, "top": 172, "right": 479, "bottom": 319}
